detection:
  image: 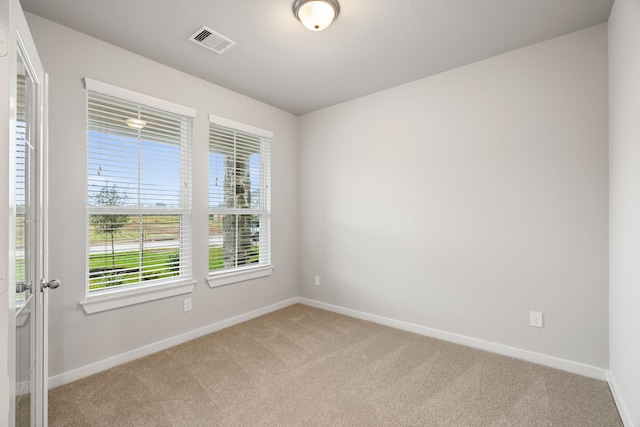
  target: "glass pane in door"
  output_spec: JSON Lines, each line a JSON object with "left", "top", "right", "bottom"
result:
{"left": 15, "top": 46, "right": 37, "bottom": 427}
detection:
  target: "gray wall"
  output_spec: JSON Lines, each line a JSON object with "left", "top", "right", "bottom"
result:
{"left": 609, "top": 0, "right": 640, "bottom": 424}
{"left": 25, "top": 13, "right": 299, "bottom": 379}
{"left": 298, "top": 25, "right": 609, "bottom": 369}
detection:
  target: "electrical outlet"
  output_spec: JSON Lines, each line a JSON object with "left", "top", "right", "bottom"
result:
{"left": 530, "top": 311, "right": 543, "bottom": 328}
{"left": 183, "top": 298, "right": 192, "bottom": 312}
{"left": 314, "top": 276, "right": 320, "bottom": 286}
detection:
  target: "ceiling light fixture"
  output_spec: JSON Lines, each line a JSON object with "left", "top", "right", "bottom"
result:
{"left": 293, "top": 0, "right": 340, "bottom": 31}
{"left": 126, "top": 118, "right": 147, "bottom": 129}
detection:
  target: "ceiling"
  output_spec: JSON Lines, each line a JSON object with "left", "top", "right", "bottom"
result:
{"left": 20, "top": 0, "right": 613, "bottom": 116}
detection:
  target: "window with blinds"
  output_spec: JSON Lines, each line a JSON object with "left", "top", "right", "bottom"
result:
{"left": 85, "top": 79, "right": 195, "bottom": 294}
{"left": 208, "top": 115, "right": 272, "bottom": 279}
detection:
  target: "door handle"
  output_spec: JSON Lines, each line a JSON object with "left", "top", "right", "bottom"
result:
{"left": 16, "top": 281, "right": 32, "bottom": 293}
{"left": 41, "top": 278, "right": 61, "bottom": 291}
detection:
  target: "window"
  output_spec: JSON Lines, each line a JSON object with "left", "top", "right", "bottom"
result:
{"left": 208, "top": 115, "right": 273, "bottom": 287}
{"left": 84, "top": 79, "right": 196, "bottom": 304}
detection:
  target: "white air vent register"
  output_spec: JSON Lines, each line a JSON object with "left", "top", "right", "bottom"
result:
{"left": 189, "top": 26, "right": 236, "bottom": 54}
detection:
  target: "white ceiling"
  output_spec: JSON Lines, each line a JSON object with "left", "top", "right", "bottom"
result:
{"left": 20, "top": 0, "right": 613, "bottom": 115}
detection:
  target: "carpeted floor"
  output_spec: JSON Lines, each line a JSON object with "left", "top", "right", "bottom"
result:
{"left": 49, "top": 304, "right": 622, "bottom": 426}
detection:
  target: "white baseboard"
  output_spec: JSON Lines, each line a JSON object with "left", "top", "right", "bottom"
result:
{"left": 298, "top": 298, "right": 609, "bottom": 381}
{"left": 48, "top": 297, "right": 299, "bottom": 389}
{"left": 608, "top": 371, "right": 635, "bottom": 427}
{"left": 49, "top": 296, "right": 612, "bottom": 391}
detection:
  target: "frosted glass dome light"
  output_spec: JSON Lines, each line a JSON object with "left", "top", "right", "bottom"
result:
{"left": 293, "top": 0, "right": 340, "bottom": 31}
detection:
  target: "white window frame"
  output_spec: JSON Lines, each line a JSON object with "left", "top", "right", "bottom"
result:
{"left": 207, "top": 114, "right": 274, "bottom": 288}
{"left": 80, "top": 78, "right": 197, "bottom": 313}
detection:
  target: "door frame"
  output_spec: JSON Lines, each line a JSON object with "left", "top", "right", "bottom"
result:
{"left": 1, "top": 0, "right": 48, "bottom": 425}
{"left": 0, "top": 0, "right": 14, "bottom": 418}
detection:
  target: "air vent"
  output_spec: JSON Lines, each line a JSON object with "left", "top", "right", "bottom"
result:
{"left": 189, "top": 26, "right": 236, "bottom": 54}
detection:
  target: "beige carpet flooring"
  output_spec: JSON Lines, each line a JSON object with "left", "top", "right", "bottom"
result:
{"left": 49, "top": 304, "right": 622, "bottom": 426}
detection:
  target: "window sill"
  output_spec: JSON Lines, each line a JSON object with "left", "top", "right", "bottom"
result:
{"left": 80, "top": 279, "right": 197, "bottom": 314}
{"left": 207, "top": 265, "right": 274, "bottom": 288}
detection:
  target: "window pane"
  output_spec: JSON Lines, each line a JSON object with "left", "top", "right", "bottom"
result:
{"left": 88, "top": 135, "right": 182, "bottom": 208}
{"left": 16, "top": 72, "right": 28, "bottom": 310}
{"left": 209, "top": 214, "right": 261, "bottom": 271}
{"left": 87, "top": 91, "right": 187, "bottom": 209}
{"left": 88, "top": 214, "right": 182, "bottom": 291}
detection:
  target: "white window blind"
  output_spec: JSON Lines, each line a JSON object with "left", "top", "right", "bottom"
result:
{"left": 85, "top": 79, "right": 194, "bottom": 294}
{"left": 208, "top": 115, "right": 272, "bottom": 277}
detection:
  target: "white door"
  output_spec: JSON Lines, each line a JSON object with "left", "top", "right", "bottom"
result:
{"left": 4, "top": 0, "right": 55, "bottom": 425}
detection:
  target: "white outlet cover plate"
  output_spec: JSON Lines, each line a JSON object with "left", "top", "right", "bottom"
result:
{"left": 530, "top": 311, "right": 543, "bottom": 328}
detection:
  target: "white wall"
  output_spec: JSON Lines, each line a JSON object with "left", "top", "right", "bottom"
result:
{"left": 299, "top": 25, "right": 609, "bottom": 369}
{"left": 24, "top": 13, "right": 299, "bottom": 381}
{"left": 608, "top": 0, "right": 640, "bottom": 424}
